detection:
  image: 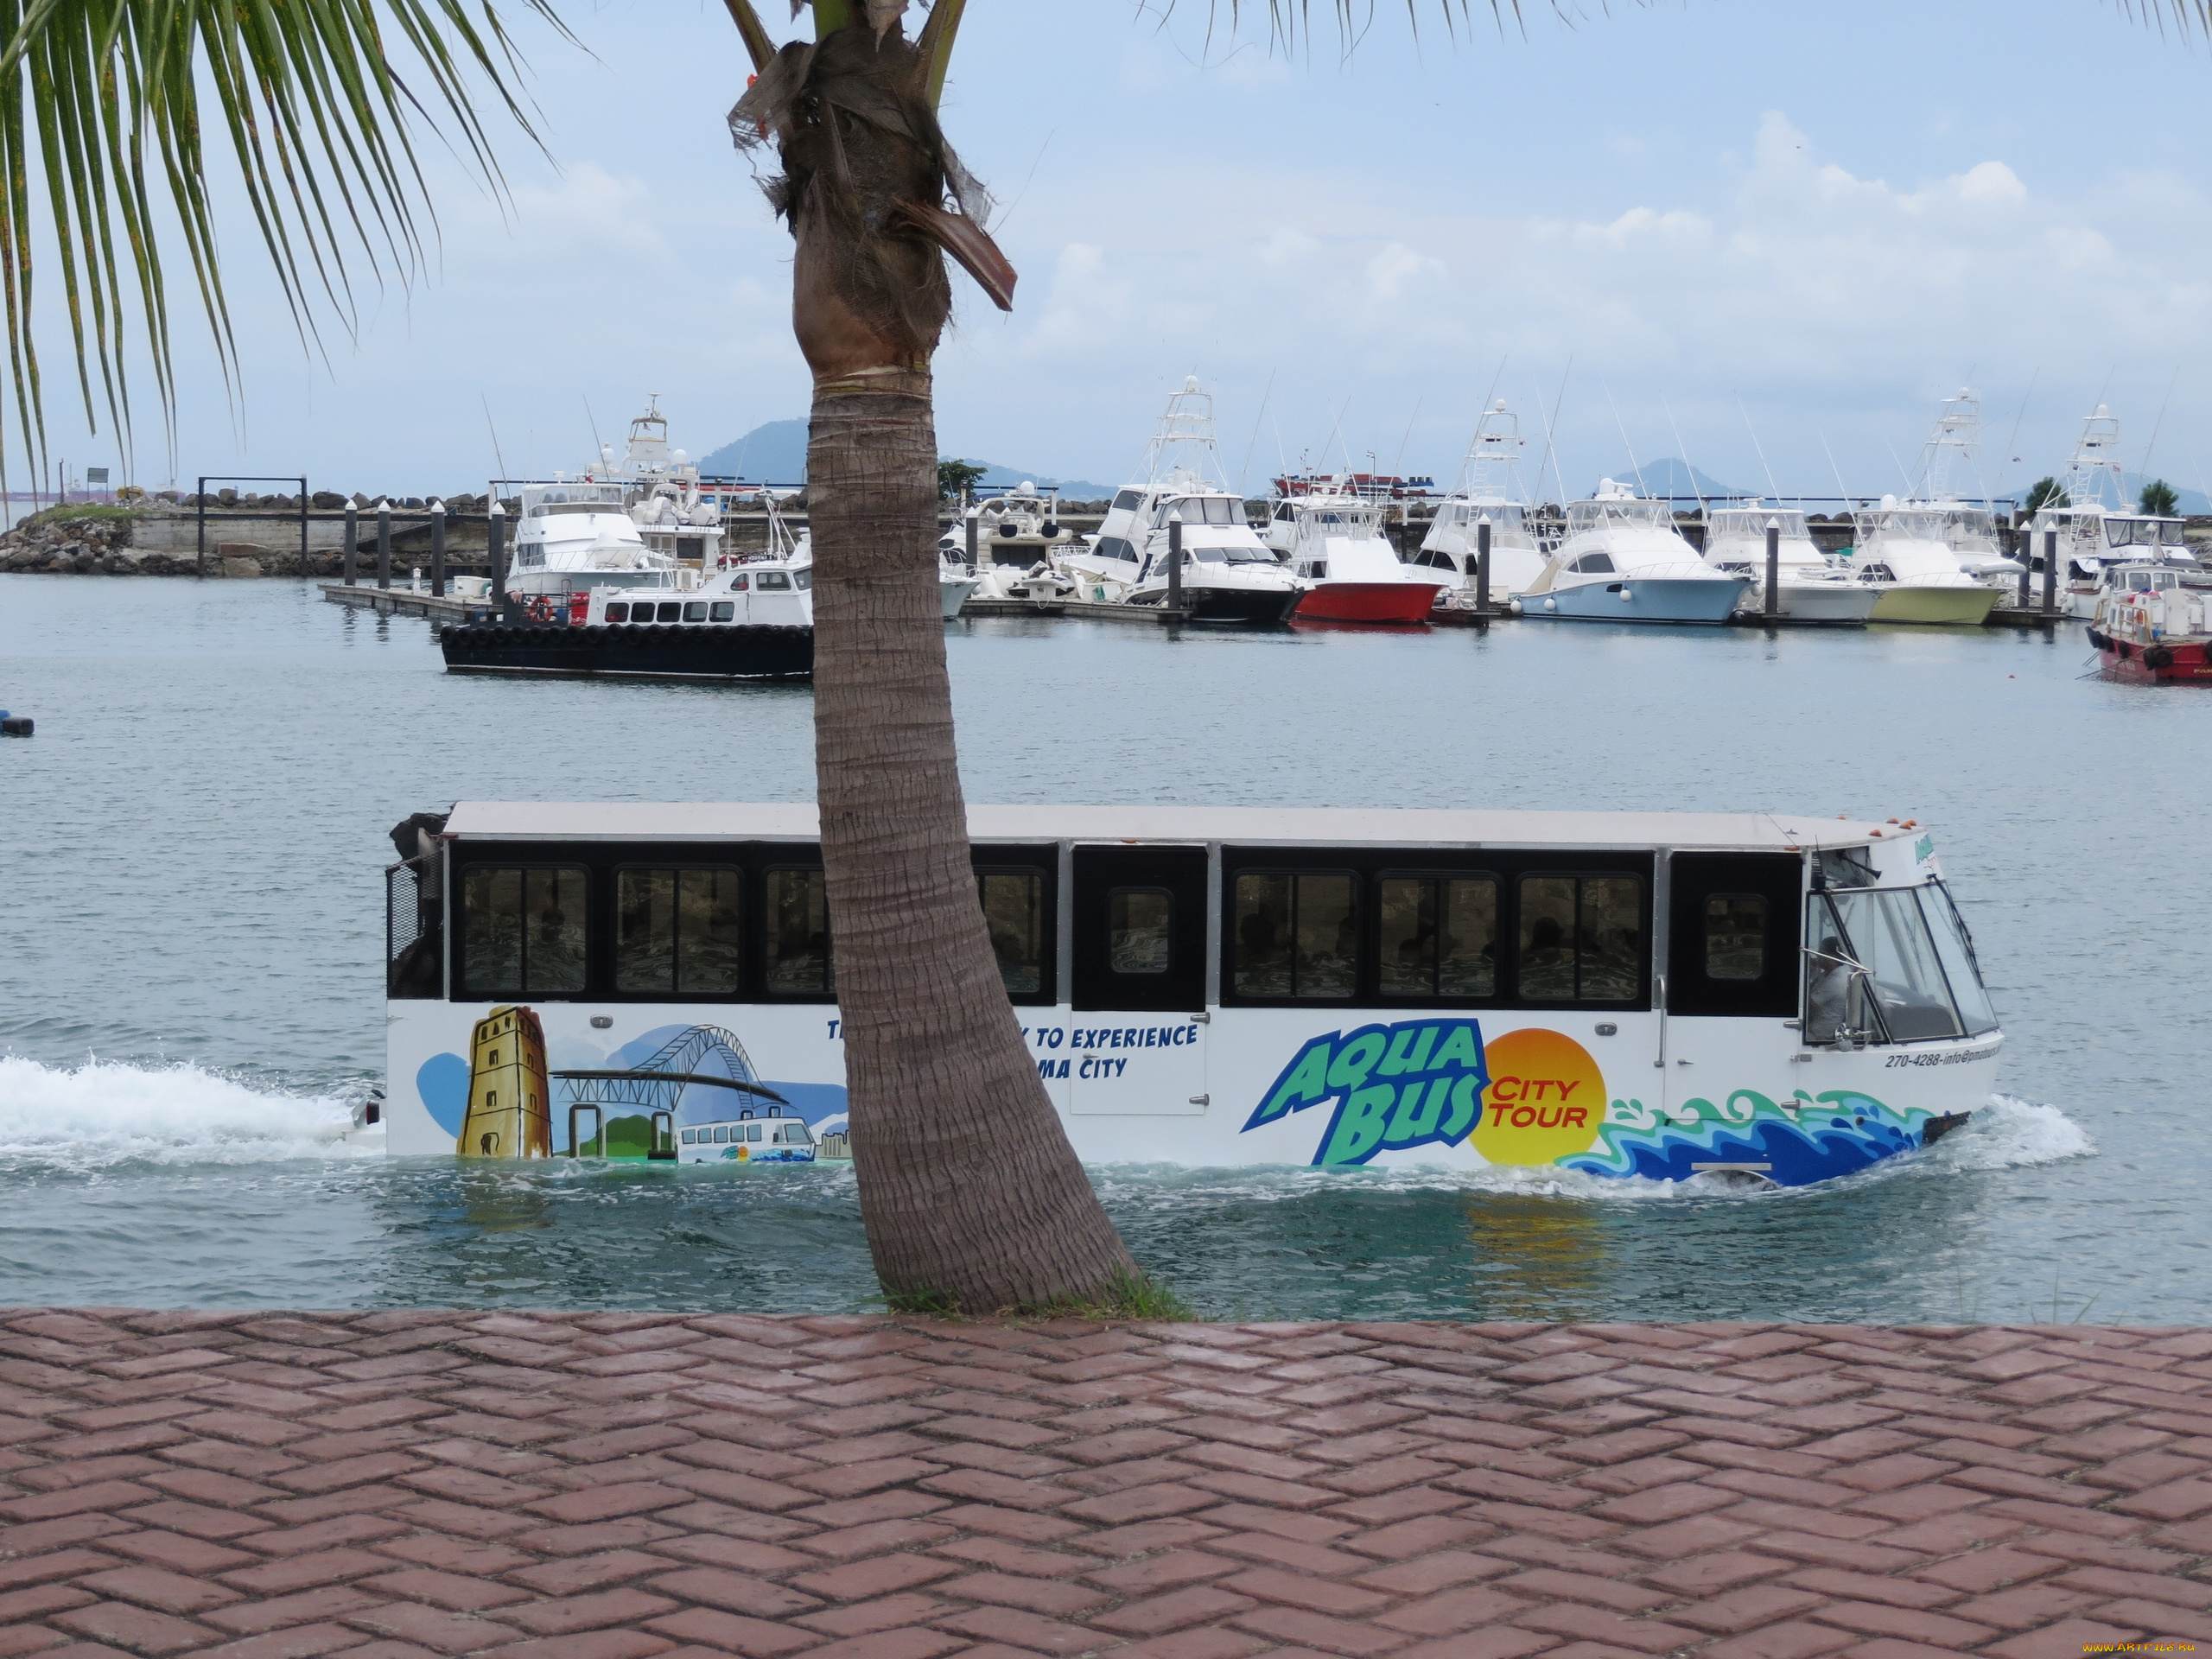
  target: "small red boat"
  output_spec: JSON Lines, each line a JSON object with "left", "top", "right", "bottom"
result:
{"left": 2088, "top": 563, "right": 2212, "bottom": 683}
{"left": 1262, "top": 492, "right": 1444, "bottom": 626}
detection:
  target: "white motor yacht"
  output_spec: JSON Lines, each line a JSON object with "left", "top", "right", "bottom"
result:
{"left": 1846, "top": 501, "right": 2000, "bottom": 625}
{"left": 582, "top": 398, "right": 728, "bottom": 567}
{"left": 1060, "top": 378, "right": 1306, "bottom": 625}
{"left": 935, "top": 540, "right": 983, "bottom": 619}
{"left": 507, "top": 480, "right": 675, "bottom": 601}
{"left": 1262, "top": 487, "right": 1443, "bottom": 624}
{"left": 1702, "top": 505, "right": 1877, "bottom": 624}
{"left": 1519, "top": 480, "right": 1746, "bottom": 623}
{"left": 1412, "top": 399, "right": 1551, "bottom": 600}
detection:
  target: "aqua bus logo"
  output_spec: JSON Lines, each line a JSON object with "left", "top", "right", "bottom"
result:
{"left": 1243, "top": 1019, "right": 1491, "bottom": 1166}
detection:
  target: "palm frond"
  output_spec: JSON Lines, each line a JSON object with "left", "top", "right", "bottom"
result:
{"left": 0, "top": 0, "right": 565, "bottom": 482}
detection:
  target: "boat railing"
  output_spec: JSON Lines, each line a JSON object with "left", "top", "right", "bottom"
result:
{"left": 385, "top": 851, "right": 443, "bottom": 1000}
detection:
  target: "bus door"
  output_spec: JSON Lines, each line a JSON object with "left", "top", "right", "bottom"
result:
{"left": 1662, "top": 853, "right": 1804, "bottom": 1126}
{"left": 1068, "top": 844, "right": 1208, "bottom": 1116}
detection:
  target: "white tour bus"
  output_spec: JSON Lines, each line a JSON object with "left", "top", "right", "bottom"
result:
{"left": 383, "top": 804, "right": 2001, "bottom": 1188}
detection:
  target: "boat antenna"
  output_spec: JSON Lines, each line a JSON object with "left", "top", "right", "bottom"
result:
{"left": 1534, "top": 357, "right": 1573, "bottom": 507}
{"left": 1737, "top": 397, "right": 1783, "bottom": 503}
{"left": 1993, "top": 365, "right": 2038, "bottom": 502}
{"left": 1389, "top": 396, "right": 1423, "bottom": 484}
{"left": 1662, "top": 397, "right": 1707, "bottom": 517}
{"left": 1236, "top": 369, "right": 1276, "bottom": 500}
{"left": 1605, "top": 385, "right": 1652, "bottom": 501}
{"left": 1318, "top": 395, "right": 1353, "bottom": 480}
{"left": 1818, "top": 429, "right": 1851, "bottom": 505}
{"left": 583, "top": 396, "right": 605, "bottom": 465}
{"left": 1883, "top": 436, "right": 1916, "bottom": 497}
{"left": 2139, "top": 360, "right": 2183, "bottom": 483}
{"left": 481, "top": 394, "right": 509, "bottom": 486}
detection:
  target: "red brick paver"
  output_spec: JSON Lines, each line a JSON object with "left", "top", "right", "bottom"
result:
{"left": 0, "top": 1314, "right": 2208, "bottom": 1657}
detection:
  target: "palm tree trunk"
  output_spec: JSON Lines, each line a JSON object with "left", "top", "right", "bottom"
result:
{"left": 807, "top": 364, "right": 1136, "bottom": 1311}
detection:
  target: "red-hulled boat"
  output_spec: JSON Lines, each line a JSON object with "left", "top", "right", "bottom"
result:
{"left": 1262, "top": 490, "right": 1444, "bottom": 625}
{"left": 2088, "top": 562, "right": 2212, "bottom": 683}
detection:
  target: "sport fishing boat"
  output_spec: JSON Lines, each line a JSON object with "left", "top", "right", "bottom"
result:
{"left": 1519, "top": 480, "right": 1747, "bottom": 623}
{"left": 382, "top": 802, "right": 2000, "bottom": 1187}
{"left": 1411, "top": 399, "right": 1551, "bottom": 602}
{"left": 2026, "top": 409, "right": 2204, "bottom": 615}
{"left": 2086, "top": 562, "right": 2212, "bottom": 683}
{"left": 1060, "top": 378, "right": 1305, "bottom": 625}
{"left": 1703, "top": 505, "right": 1877, "bottom": 624}
{"left": 1262, "top": 488, "right": 1443, "bottom": 623}
{"left": 1847, "top": 501, "right": 2001, "bottom": 624}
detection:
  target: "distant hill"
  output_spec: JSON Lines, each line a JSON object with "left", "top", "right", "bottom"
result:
{"left": 1596, "top": 458, "right": 1750, "bottom": 502}
{"left": 2117, "top": 473, "right": 2211, "bottom": 516}
{"left": 696, "top": 419, "right": 1117, "bottom": 498}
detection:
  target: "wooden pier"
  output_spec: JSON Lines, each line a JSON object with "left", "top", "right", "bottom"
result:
{"left": 320, "top": 582, "right": 490, "bottom": 624}
{"left": 960, "top": 596, "right": 1193, "bottom": 623}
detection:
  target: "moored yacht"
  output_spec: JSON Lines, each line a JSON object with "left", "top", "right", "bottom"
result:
{"left": 1846, "top": 501, "right": 2000, "bottom": 625}
{"left": 507, "top": 480, "right": 675, "bottom": 600}
{"left": 1060, "top": 378, "right": 1305, "bottom": 625}
{"left": 2026, "top": 407, "right": 2205, "bottom": 614}
{"left": 1703, "top": 505, "right": 1877, "bottom": 624}
{"left": 1262, "top": 487, "right": 1443, "bottom": 623}
{"left": 1411, "top": 400, "right": 1551, "bottom": 601}
{"left": 582, "top": 398, "right": 728, "bottom": 567}
{"left": 1519, "top": 480, "right": 1746, "bottom": 623}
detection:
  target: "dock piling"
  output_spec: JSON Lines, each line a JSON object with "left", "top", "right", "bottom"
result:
{"left": 1764, "top": 519, "right": 1780, "bottom": 621}
{"left": 430, "top": 501, "right": 447, "bottom": 598}
{"left": 2043, "top": 528, "right": 2057, "bottom": 615}
{"left": 1168, "top": 511, "right": 1185, "bottom": 613}
{"left": 2017, "top": 518, "right": 2032, "bottom": 609}
{"left": 375, "top": 499, "right": 391, "bottom": 591}
{"left": 488, "top": 502, "right": 509, "bottom": 620}
{"left": 1476, "top": 517, "right": 1491, "bottom": 614}
{"left": 342, "top": 504, "right": 358, "bottom": 587}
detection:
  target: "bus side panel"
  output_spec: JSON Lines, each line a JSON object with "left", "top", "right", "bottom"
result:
{"left": 385, "top": 1001, "right": 850, "bottom": 1158}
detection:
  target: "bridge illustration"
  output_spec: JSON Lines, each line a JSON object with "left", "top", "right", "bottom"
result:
{"left": 550, "top": 1025, "right": 786, "bottom": 1158}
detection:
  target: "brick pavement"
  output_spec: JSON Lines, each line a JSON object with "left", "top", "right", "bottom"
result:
{"left": 1, "top": 1313, "right": 2209, "bottom": 1659}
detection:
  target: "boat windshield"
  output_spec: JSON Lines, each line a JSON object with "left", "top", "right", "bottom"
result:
{"left": 2161, "top": 519, "right": 2190, "bottom": 546}
{"left": 2124, "top": 568, "right": 2180, "bottom": 592}
{"left": 1710, "top": 509, "right": 1808, "bottom": 541}
{"left": 1943, "top": 508, "right": 1999, "bottom": 552}
{"left": 1184, "top": 543, "right": 1283, "bottom": 564}
{"left": 524, "top": 483, "right": 627, "bottom": 517}
{"left": 1303, "top": 508, "right": 1381, "bottom": 531}
{"left": 1856, "top": 510, "right": 1944, "bottom": 543}
{"left": 2106, "top": 518, "right": 2152, "bottom": 549}
{"left": 1161, "top": 496, "right": 1247, "bottom": 528}
{"left": 1806, "top": 883, "right": 1997, "bottom": 1044}
{"left": 1567, "top": 499, "right": 1670, "bottom": 531}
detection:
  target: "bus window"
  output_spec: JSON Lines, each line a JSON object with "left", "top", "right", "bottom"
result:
{"left": 1109, "top": 889, "right": 1172, "bottom": 973}
{"left": 461, "top": 868, "right": 588, "bottom": 995}
{"left": 617, "top": 869, "right": 743, "bottom": 995}
{"left": 977, "top": 872, "right": 1044, "bottom": 995}
{"left": 765, "top": 869, "right": 834, "bottom": 995}
{"left": 1235, "top": 873, "right": 1357, "bottom": 999}
{"left": 1704, "top": 894, "right": 1767, "bottom": 981}
{"left": 1516, "top": 874, "right": 1642, "bottom": 1003}
{"left": 1381, "top": 875, "right": 1498, "bottom": 999}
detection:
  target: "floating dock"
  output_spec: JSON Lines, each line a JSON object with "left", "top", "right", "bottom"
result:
{"left": 320, "top": 582, "right": 489, "bottom": 624}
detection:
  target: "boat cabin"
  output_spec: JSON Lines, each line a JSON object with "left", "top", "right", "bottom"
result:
{"left": 384, "top": 804, "right": 2001, "bottom": 1187}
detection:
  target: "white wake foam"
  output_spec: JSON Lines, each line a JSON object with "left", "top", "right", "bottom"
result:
{"left": 1923, "top": 1091, "right": 2094, "bottom": 1171}
{"left": 0, "top": 1055, "right": 378, "bottom": 1170}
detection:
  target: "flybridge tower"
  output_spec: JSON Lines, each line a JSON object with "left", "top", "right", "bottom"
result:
{"left": 1141, "top": 376, "right": 1230, "bottom": 493}
{"left": 1452, "top": 399, "right": 1533, "bottom": 504}
{"left": 2059, "top": 404, "right": 2128, "bottom": 512}
{"left": 1917, "top": 387, "right": 1987, "bottom": 505}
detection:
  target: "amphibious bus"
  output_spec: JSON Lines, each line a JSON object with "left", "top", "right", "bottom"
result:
{"left": 383, "top": 803, "right": 1999, "bottom": 1186}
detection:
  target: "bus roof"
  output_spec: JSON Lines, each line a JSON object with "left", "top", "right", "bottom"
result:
{"left": 441, "top": 802, "right": 1909, "bottom": 852}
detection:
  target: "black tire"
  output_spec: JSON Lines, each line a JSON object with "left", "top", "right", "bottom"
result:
{"left": 2145, "top": 645, "right": 2175, "bottom": 670}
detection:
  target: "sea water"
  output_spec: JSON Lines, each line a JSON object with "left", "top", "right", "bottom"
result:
{"left": 0, "top": 576, "right": 2199, "bottom": 1322}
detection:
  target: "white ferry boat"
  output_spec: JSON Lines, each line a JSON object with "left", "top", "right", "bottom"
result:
{"left": 1412, "top": 400, "right": 1551, "bottom": 601}
{"left": 382, "top": 803, "right": 1999, "bottom": 1187}
{"left": 1520, "top": 481, "right": 1748, "bottom": 623}
{"left": 1702, "top": 506, "right": 1878, "bottom": 624}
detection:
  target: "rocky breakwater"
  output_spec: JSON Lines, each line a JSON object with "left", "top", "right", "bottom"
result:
{"left": 2, "top": 488, "right": 503, "bottom": 576}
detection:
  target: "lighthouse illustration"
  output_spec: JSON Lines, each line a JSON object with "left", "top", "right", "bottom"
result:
{"left": 459, "top": 1006, "right": 551, "bottom": 1158}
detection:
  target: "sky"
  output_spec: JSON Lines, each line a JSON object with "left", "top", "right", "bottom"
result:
{"left": 26, "top": 0, "right": 2212, "bottom": 504}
